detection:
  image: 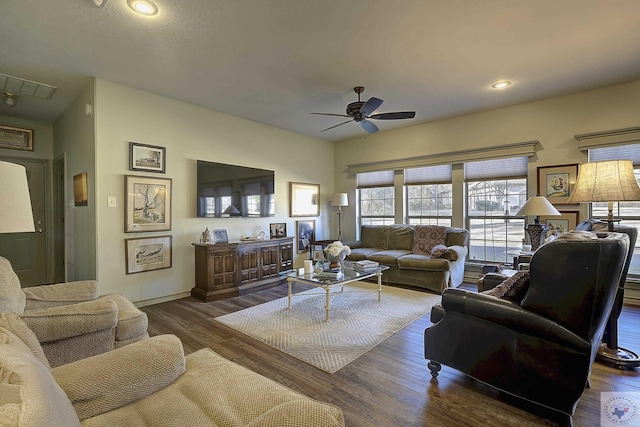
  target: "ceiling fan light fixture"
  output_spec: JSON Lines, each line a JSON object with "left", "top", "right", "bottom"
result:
{"left": 2, "top": 92, "right": 17, "bottom": 108}
{"left": 127, "top": 0, "right": 158, "bottom": 16}
{"left": 491, "top": 80, "right": 512, "bottom": 89}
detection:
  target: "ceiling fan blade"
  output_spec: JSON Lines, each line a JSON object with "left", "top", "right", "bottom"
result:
{"left": 360, "top": 97, "right": 383, "bottom": 116}
{"left": 310, "top": 112, "right": 350, "bottom": 118}
{"left": 320, "top": 119, "right": 354, "bottom": 132}
{"left": 360, "top": 119, "right": 379, "bottom": 134}
{"left": 369, "top": 111, "right": 416, "bottom": 120}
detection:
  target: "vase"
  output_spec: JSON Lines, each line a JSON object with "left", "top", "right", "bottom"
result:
{"left": 326, "top": 250, "right": 347, "bottom": 269}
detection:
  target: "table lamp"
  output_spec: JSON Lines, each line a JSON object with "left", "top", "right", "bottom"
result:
{"left": 568, "top": 160, "right": 640, "bottom": 231}
{"left": 0, "top": 161, "right": 35, "bottom": 233}
{"left": 331, "top": 193, "right": 348, "bottom": 241}
{"left": 515, "top": 196, "right": 560, "bottom": 250}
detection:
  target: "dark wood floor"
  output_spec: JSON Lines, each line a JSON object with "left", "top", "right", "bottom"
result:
{"left": 141, "top": 282, "right": 640, "bottom": 427}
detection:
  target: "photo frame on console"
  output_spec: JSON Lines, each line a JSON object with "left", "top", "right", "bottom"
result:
{"left": 270, "top": 222, "right": 287, "bottom": 239}
{"left": 212, "top": 229, "right": 229, "bottom": 243}
{"left": 296, "top": 220, "right": 315, "bottom": 253}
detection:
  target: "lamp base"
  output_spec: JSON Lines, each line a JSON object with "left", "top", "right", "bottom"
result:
{"left": 525, "top": 223, "right": 547, "bottom": 251}
{"left": 597, "top": 343, "right": 640, "bottom": 369}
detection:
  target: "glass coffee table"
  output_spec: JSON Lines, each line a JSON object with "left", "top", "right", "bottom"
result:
{"left": 285, "top": 262, "right": 389, "bottom": 322}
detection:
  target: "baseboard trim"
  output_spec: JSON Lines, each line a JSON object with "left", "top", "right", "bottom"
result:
{"left": 134, "top": 291, "right": 191, "bottom": 308}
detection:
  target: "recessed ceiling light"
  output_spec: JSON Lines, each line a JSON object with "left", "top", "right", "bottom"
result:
{"left": 491, "top": 80, "right": 512, "bottom": 89}
{"left": 127, "top": 0, "right": 158, "bottom": 16}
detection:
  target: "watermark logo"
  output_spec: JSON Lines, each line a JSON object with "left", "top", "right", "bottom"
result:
{"left": 601, "top": 392, "right": 640, "bottom": 426}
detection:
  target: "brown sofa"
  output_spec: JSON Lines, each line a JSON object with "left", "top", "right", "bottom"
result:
{"left": 0, "top": 312, "right": 345, "bottom": 427}
{"left": 345, "top": 224, "right": 469, "bottom": 293}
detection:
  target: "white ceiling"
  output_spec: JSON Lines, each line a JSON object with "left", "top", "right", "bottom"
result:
{"left": 2, "top": 0, "right": 640, "bottom": 142}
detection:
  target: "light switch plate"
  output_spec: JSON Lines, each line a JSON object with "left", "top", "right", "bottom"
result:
{"left": 108, "top": 196, "right": 117, "bottom": 208}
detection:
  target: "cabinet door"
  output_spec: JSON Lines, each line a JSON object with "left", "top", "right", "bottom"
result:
{"left": 280, "top": 241, "right": 294, "bottom": 271}
{"left": 261, "top": 244, "right": 280, "bottom": 278}
{"left": 238, "top": 245, "right": 260, "bottom": 284}
{"left": 210, "top": 250, "right": 237, "bottom": 288}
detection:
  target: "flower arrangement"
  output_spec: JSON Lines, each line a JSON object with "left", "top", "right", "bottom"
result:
{"left": 324, "top": 241, "right": 351, "bottom": 258}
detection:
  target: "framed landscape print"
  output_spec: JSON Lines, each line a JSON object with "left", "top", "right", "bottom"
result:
{"left": 541, "top": 210, "right": 579, "bottom": 235}
{"left": 290, "top": 182, "right": 320, "bottom": 217}
{"left": 296, "top": 220, "right": 315, "bottom": 253}
{"left": 125, "top": 235, "right": 172, "bottom": 274}
{"left": 125, "top": 175, "right": 172, "bottom": 232}
{"left": 537, "top": 164, "right": 579, "bottom": 205}
{"left": 129, "top": 142, "right": 166, "bottom": 173}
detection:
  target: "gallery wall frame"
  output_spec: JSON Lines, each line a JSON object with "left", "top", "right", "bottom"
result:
{"left": 129, "top": 142, "right": 166, "bottom": 173}
{"left": 125, "top": 235, "right": 172, "bottom": 274}
{"left": 296, "top": 219, "right": 315, "bottom": 253}
{"left": 290, "top": 182, "right": 320, "bottom": 217}
{"left": 536, "top": 163, "right": 579, "bottom": 205}
{"left": 125, "top": 175, "right": 172, "bottom": 232}
{"left": 0, "top": 124, "right": 33, "bottom": 151}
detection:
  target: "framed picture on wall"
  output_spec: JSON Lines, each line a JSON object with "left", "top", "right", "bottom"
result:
{"left": 296, "top": 220, "right": 315, "bottom": 253}
{"left": 536, "top": 164, "right": 579, "bottom": 205}
{"left": 129, "top": 142, "right": 166, "bottom": 173}
{"left": 290, "top": 182, "right": 320, "bottom": 217}
{"left": 125, "top": 175, "right": 172, "bottom": 232}
{"left": 541, "top": 210, "right": 580, "bottom": 235}
{"left": 125, "top": 235, "right": 172, "bottom": 274}
{"left": 0, "top": 124, "right": 33, "bottom": 151}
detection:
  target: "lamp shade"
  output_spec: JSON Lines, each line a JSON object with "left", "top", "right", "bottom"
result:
{"left": 516, "top": 196, "right": 561, "bottom": 217}
{"left": 568, "top": 160, "right": 640, "bottom": 203}
{"left": 331, "top": 193, "right": 348, "bottom": 207}
{"left": 0, "top": 161, "right": 35, "bottom": 233}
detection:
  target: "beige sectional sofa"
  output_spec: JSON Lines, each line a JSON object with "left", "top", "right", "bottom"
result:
{"left": 346, "top": 224, "right": 469, "bottom": 293}
{"left": 0, "top": 312, "right": 345, "bottom": 426}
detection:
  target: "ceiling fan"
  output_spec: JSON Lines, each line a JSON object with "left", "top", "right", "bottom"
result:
{"left": 311, "top": 86, "right": 416, "bottom": 134}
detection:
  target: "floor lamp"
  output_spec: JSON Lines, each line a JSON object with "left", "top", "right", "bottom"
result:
{"left": 568, "top": 159, "right": 640, "bottom": 368}
{"left": 331, "top": 193, "right": 348, "bottom": 241}
{"left": 0, "top": 161, "right": 35, "bottom": 233}
{"left": 515, "top": 196, "right": 560, "bottom": 251}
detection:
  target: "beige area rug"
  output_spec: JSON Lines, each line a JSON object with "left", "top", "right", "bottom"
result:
{"left": 215, "top": 282, "right": 441, "bottom": 373}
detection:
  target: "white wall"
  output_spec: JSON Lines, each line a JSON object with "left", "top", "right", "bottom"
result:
{"left": 94, "top": 79, "right": 334, "bottom": 304}
{"left": 334, "top": 79, "right": 640, "bottom": 240}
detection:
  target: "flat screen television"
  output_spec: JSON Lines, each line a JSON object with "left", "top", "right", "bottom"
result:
{"left": 197, "top": 160, "right": 275, "bottom": 217}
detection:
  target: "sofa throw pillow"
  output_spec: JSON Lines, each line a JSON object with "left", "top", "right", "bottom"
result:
{"left": 481, "top": 271, "right": 530, "bottom": 303}
{"left": 413, "top": 225, "right": 447, "bottom": 255}
{"left": 430, "top": 244, "right": 459, "bottom": 261}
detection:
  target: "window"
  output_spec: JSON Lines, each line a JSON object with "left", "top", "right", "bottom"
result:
{"left": 357, "top": 171, "right": 394, "bottom": 226}
{"left": 405, "top": 165, "right": 452, "bottom": 226}
{"left": 590, "top": 144, "right": 640, "bottom": 276}
{"left": 465, "top": 157, "right": 528, "bottom": 263}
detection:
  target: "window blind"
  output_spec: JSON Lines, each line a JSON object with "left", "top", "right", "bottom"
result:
{"left": 464, "top": 156, "right": 528, "bottom": 181}
{"left": 405, "top": 164, "right": 452, "bottom": 184}
{"left": 589, "top": 143, "right": 640, "bottom": 166}
{"left": 357, "top": 170, "right": 394, "bottom": 188}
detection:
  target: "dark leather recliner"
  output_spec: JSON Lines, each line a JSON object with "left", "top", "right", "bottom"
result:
{"left": 424, "top": 232, "right": 629, "bottom": 424}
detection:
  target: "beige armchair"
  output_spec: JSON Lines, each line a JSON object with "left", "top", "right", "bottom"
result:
{"left": 0, "top": 256, "right": 148, "bottom": 367}
{"left": 0, "top": 313, "right": 345, "bottom": 427}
